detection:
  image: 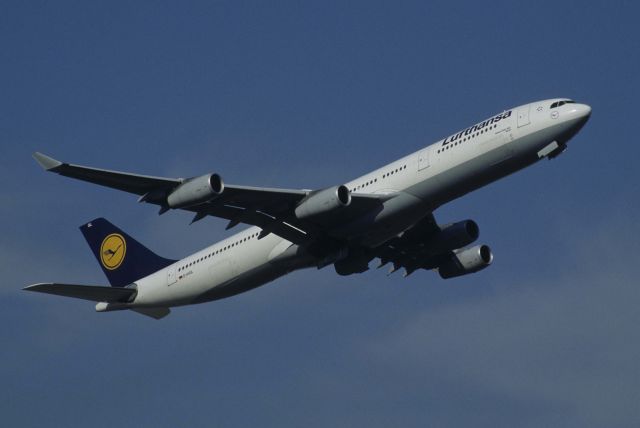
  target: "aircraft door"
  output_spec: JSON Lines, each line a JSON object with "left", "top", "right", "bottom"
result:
{"left": 167, "top": 265, "right": 177, "bottom": 286}
{"left": 517, "top": 105, "right": 531, "bottom": 128}
{"left": 418, "top": 147, "right": 430, "bottom": 171}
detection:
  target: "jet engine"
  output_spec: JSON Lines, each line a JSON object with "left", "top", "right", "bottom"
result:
{"left": 167, "top": 173, "right": 224, "bottom": 208}
{"left": 426, "top": 220, "right": 479, "bottom": 254}
{"left": 295, "top": 185, "right": 351, "bottom": 220}
{"left": 438, "top": 244, "right": 493, "bottom": 279}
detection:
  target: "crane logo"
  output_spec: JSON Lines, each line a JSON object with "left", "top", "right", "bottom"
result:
{"left": 100, "top": 233, "right": 126, "bottom": 270}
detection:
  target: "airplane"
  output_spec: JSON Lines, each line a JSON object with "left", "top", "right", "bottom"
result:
{"left": 25, "top": 98, "right": 591, "bottom": 319}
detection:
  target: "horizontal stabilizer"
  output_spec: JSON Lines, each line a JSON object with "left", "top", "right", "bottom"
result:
{"left": 24, "top": 283, "right": 136, "bottom": 303}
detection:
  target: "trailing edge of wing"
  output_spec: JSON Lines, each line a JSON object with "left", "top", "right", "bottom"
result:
{"left": 24, "top": 283, "right": 136, "bottom": 303}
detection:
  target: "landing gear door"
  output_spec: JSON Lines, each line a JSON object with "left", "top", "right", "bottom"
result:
{"left": 517, "top": 105, "right": 531, "bottom": 128}
{"left": 418, "top": 147, "right": 430, "bottom": 171}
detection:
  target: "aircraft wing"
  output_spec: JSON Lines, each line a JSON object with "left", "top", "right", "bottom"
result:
{"left": 34, "top": 153, "right": 388, "bottom": 246}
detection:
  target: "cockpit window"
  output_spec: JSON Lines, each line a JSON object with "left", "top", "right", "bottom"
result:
{"left": 550, "top": 100, "right": 576, "bottom": 109}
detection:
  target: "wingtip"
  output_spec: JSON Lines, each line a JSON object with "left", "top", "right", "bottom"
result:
{"left": 33, "top": 152, "right": 63, "bottom": 171}
{"left": 23, "top": 283, "right": 48, "bottom": 291}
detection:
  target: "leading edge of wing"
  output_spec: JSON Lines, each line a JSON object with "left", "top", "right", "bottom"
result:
{"left": 32, "top": 152, "right": 396, "bottom": 247}
{"left": 32, "top": 152, "right": 317, "bottom": 244}
{"left": 33, "top": 152, "right": 181, "bottom": 195}
{"left": 24, "top": 283, "right": 136, "bottom": 303}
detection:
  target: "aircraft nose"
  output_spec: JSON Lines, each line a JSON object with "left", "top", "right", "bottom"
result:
{"left": 575, "top": 103, "right": 592, "bottom": 120}
{"left": 563, "top": 103, "right": 592, "bottom": 127}
{"left": 555, "top": 102, "right": 591, "bottom": 143}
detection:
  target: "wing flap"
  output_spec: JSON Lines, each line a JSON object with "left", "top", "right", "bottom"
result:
{"left": 24, "top": 283, "right": 136, "bottom": 303}
{"left": 192, "top": 204, "right": 310, "bottom": 244}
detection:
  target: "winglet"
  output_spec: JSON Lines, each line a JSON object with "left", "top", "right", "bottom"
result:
{"left": 33, "top": 152, "right": 63, "bottom": 171}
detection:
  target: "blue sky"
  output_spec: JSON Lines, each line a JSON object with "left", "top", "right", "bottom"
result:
{"left": 2, "top": 1, "right": 639, "bottom": 426}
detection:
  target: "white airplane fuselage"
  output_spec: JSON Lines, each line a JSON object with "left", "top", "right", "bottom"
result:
{"left": 109, "top": 99, "right": 591, "bottom": 311}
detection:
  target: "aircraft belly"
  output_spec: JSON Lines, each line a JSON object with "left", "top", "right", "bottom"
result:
{"left": 190, "top": 262, "right": 291, "bottom": 304}
{"left": 359, "top": 192, "right": 430, "bottom": 247}
{"left": 133, "top": 235, "right": 285, "bottom": 307}
{"left": 405, "top": 125, "right": 566, "bottom": 208}
{"left": 328, "top": 191, "right": 430, "bottom": 248}
{"left": 186, "top": 238, "right": 284, "bottom": 305}
{"left": 405, "top": 148, "right": 520, "bottom": 207}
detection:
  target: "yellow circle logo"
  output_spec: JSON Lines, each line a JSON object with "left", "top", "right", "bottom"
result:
{"left": 100, "top": 233, "right": 126, "bottom": 270}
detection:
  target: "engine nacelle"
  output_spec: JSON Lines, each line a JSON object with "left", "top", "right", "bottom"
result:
{"left": 167, "top": 173, "right": 224, "bottom": 208}
{"left": 438, "top": 244, "right": 493, "bottom": 279}
{"left": 295, "top": 185, "right": 351, "bottom": 220}
{"left": 427, "top": 220, "right": 479, "bottom": 255}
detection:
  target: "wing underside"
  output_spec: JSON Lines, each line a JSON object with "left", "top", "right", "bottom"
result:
{"left": 374, "top": 214, "right": 450, "bottom": 275}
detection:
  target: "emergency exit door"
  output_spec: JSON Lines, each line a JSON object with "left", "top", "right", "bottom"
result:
{"left": 517, "top": 105, "right": 531, "bottom": 127}
{"left": 418, "top": 148, "right": 430, "bottom": 171}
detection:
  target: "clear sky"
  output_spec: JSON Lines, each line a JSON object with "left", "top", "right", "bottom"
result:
{"left": 2, "top": 1, "right": 639, "bottom": 427}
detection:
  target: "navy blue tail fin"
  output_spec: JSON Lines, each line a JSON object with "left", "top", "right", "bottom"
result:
{"left": 80, "top": 218, "right": 176, "bottom": 287}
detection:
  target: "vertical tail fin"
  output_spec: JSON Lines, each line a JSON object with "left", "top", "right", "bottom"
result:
{"left": 80, "top": 218, "right": 176, "bottom": 287}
